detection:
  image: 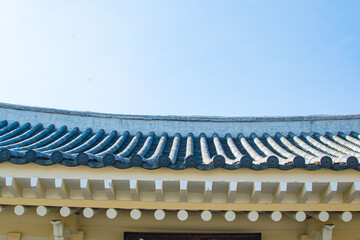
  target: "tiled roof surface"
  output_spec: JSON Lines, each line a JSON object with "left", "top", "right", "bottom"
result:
{"left": 0, "top": 119, "right": 360, "bottom": 171}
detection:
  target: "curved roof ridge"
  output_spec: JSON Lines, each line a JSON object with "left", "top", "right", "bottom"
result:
{"left": 1, "top": 102, "right": 359, "bottom": 123}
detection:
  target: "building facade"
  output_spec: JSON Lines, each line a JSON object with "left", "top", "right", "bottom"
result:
{"left": 0, "top": 102, "right": 360, "bottom": 240}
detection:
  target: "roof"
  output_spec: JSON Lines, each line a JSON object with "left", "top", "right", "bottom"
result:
{"left": 0, "top": 102, "right": 360, "bottom": 171}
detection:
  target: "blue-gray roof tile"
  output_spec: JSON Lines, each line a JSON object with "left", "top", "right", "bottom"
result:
{"left": 0, "top": 102, "right": 360, "bottom": 171}
{"left": 0, "top": 119, "right": 359, "bottom": 171}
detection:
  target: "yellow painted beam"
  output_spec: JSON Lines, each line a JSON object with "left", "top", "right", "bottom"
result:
{"left": 1, "top": 162, "right": 360, "bottom": 184}
{"left": 8, "top": 232, "right": 21, "bottom": 240}
{"left": 0, "top": 197, "right": 360, "bottom": 211}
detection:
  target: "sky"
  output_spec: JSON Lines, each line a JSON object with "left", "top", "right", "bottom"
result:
{"left": 0, "top": 1, "right": 359, "bottom": 117}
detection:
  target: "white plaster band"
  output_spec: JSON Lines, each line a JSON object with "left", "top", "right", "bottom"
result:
{"left": 154, "top": 209, "right": 165, "bottom": 221}
{"left": 106, "top": 208, "right": 118, "bottom": 219}
{"left": 3, "top": 102, "right": 359, "bottom": 137}
{"left": 201, "top": 210, "right": 212, "bottom": 222}
{"left": 177, "top": 210, "right": 188, "bottom": 221}
{"left": 130, "top": 209, "right": 142, "bottom": 220}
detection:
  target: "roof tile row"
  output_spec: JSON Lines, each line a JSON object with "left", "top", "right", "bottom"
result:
{"left": 0, "top": 120, "right": 359, "bottom": 171}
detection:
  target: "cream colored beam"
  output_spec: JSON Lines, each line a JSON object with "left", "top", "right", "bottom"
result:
{"left": 71, "top": 231, "right": 84, "bottom": 240}
{"left": 203, "top": 181, "right": 212, "bottom": 203}
{"left": 320, "top": 182, "right": 337, "bottom": 203}
{"left": 64, "top": 214, "right": 79, "bottom": 234}
{"left": 155, "top": 180, "right": 163, "bottom": 201}
{"left": 307, "top": 220, "right": 335, "bottom": 240}
{"left": 4, "top": 162, "right": 360, "bottom": 188}
{"left": 319, "top": 224, "right": 335, "bottom": 240}
{"left": 344, "top": 181, "right": 360, "bottom": 203}
{"left": 227, "top": 181, "right": 237, "bottom": 203}
{"left": 104, "top": 179, "right": 116, "bottom": 200}
{"left": 2, "top": 197, "right": 360, "bottom": 211}
{"left": 352, "top": 212, "right": 360, "bottom": 219}
{"left": 273, "top": 182, "right": 287, "bottom": 203}
{"left": 51, "top": 220, "right": 68, "bottom": 240}
{"left": 80, "top": 179, "right": 93, "bottom": 200}
{"left": 0, "top": 205, "right": 11, "bottom": 213}
{"left": 306, "top": 218, "right": 320, "bottom": 239}
{"left": 301, "top": 233, "right": 311, "bottom": 239}
{"left": 179, "top": 180, "right": 188, "bottom": 202}
{"left": 3, "top": 174, "right": 360, "bottom": 205}
{"left": 55, "top": 178, "right": 69, "bottom": 199}
{"left": 298, "top": 182, "right": 312, "bottom": 203}
{"left": 7, "top": 233, "right": 21, "bottom": 240}
{"left": 30, "top": 177, "right": 46, "bottom": 198}
{"left": 250, "top": 182, "right": 261, "bottom": 203}
{"left": 5, "top": 177, "right": 22, "bottom": 197}
{"left": 129, "top": 179, "right": 139, "bottom": 201}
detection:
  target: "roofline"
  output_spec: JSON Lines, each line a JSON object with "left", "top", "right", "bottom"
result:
{"left": 1, "top": 102, "right": 359, "bottom": 123}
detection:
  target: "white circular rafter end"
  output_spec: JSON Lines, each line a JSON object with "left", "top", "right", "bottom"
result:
{"left": 60, "top": 207, "right": 71, "bottom": 217}
{"left": 319, "top": 211, "right": 329, "bottom": 222}
{"left": 14, "top": 205, "right": 26, "bottom": 216}
{"left": 36, "top": 206, "right": 48, "bottom": 216}
{"left": 130, "top": 209, "right": 142, "bottom": 220}
{"left": 154, "top": 209, "right": 165, "bottom": 221}
{"left": 83, "top": 208, "right": 95, "bottom": 218}
{"left": 106, "top": 208, "right": 118, "bottom": 219}
{"left": 341, "top": 211, "right": 352, "bottom": 222}
{"left": 201, "top": 210, "right": 212, "bottom": 222}
{"left": 224, "top": 211, "right": 236, "bottom": 222}
{"left": 248, "top": 211, "right": 259, "bottom": 222}
{"left": 177, "top": 210, "right": 188, "bottom": 221}
{"left": 295, "top": 211, "right": 306, "bottom": 222}
{"left": 271, "top": 211, "right": 282, "bottom": 222}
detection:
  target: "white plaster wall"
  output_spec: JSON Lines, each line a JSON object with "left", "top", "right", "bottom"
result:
{"left": 0, "top": 103, "right": 359, "bottom": 137}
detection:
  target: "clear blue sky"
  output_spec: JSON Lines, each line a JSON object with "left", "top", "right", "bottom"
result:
{"left": 0, "top": 1, "right": 359, "bottom": 116}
